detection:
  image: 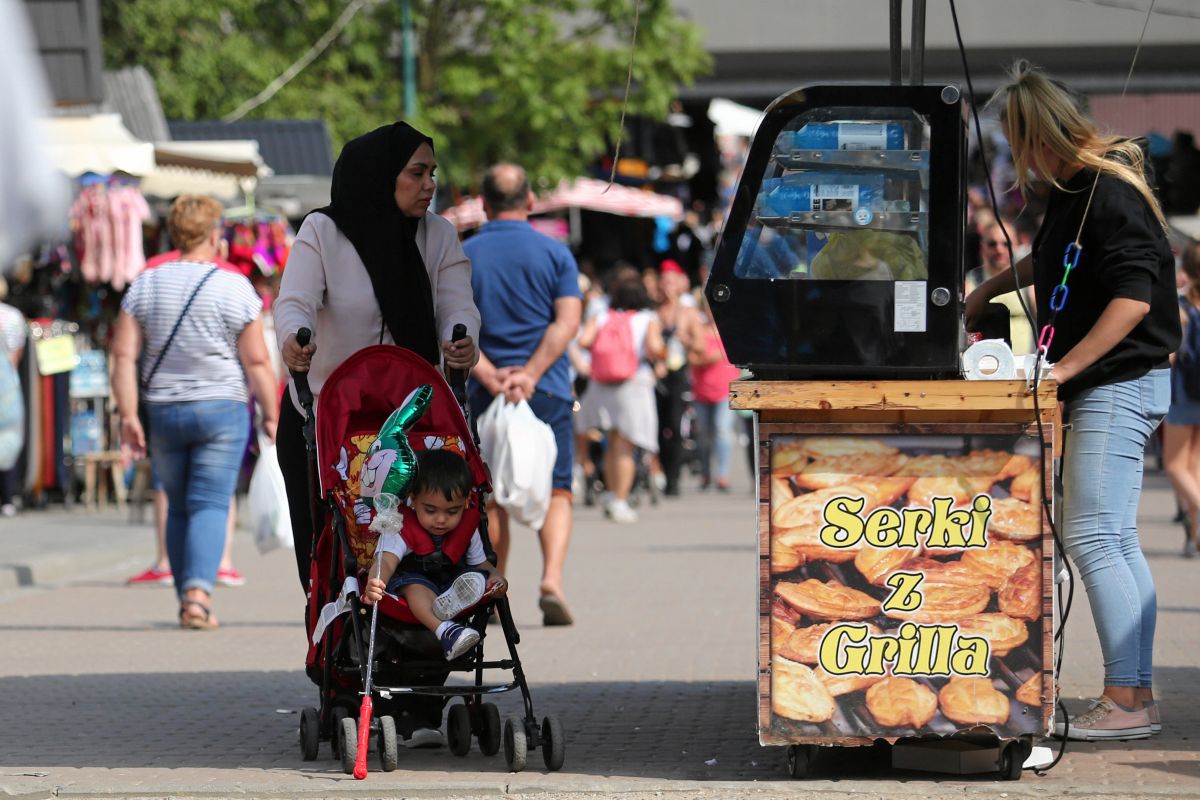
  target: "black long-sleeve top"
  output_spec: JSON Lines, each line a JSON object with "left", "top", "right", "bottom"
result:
{"left": 1032, "top": 169, "right": 1180, "bottom": 402}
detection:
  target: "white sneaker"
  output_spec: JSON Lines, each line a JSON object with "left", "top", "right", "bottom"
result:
{"left": 607, "top": 500, "right": 638, "bottom": 524}
{"left": 432, "top": 572, "right": 487, "bottom": 621}
{"left": 0, "top": 503, "right": 15, "bottom": 518}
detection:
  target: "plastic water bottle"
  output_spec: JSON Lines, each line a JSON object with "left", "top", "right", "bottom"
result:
{"left": 756, "top": 173, "right": 885, "bottom": 219}
{"left": 788, "top": 122, "right": 905, "bottom": 151}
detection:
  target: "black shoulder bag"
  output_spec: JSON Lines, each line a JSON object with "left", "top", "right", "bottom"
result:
{"left": 138, "top": 267, "right": 219, "bottom": 448}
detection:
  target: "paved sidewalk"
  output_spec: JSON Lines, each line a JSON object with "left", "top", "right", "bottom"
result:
{"left": 0, "top": 469, "right": 1196, "bottom": 799}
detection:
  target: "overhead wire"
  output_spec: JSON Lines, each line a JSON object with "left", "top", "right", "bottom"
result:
{"left": 604, "top": 0, "right": 643, "bottom": 193}
{"left": 223, "top": 0, "right": 378, "bottom": 123}
{"left": 949, "top": 0, "right": 1156, "bottom": 773}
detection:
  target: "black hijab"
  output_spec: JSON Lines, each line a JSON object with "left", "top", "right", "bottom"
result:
{"left": 313, "top": 122, "right": 440, "bottom": 365}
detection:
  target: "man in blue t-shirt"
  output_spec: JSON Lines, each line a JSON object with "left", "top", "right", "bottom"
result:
{"left": 465, "top": 163, "right": 582, "bottom": 626}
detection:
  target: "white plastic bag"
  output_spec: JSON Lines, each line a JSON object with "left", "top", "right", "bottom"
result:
{"left": 477, "top": 396, "right": 557, "bottom": 531}
{"left": 249, "top": 442, "right": 294, "bottom": 553}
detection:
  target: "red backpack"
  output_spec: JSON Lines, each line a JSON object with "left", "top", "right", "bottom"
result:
{"left": 590, "top": 310, "right": 639, "bottom": 384}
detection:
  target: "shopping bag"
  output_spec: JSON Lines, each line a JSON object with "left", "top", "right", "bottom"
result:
{"left": 248, "top": 441, "right": 293, "bottom": 553}
{"left": 477, "top": 396, "right": 557, "bottom": 531}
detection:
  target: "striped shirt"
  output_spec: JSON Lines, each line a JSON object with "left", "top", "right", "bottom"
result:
{"left": 0, "top": 303, "right": 25, "bottom": 356}
{"left": 121, "top": 260, "right": 261, "bottom": 404}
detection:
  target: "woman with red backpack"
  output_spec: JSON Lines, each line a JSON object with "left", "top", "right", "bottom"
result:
{"left": 575, "top": 276, "right": 665, "bottom": 523}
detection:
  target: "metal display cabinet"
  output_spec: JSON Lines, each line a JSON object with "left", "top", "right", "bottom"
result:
{"left": 732, "top": 380, "right": 1058, "bottom": 780}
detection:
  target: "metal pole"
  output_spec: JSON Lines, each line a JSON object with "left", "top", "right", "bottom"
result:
{"left": 402, "top": 0, "right": 416, "bottom": 117}
{"left": 909, "top": 0, "right": 926, "bottom": 86}
{"left": 889, "top": 0, "right": 903, "bottom": 86}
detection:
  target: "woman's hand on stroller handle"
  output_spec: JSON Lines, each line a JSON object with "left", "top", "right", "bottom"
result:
{"left": 283, "top": 329, "right": 317, "bottom": 373}
{"left": 442, "top": 327, "right": 475, "bottom": 372}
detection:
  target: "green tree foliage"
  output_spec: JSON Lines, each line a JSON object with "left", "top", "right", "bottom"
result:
{"left": 101, "top": 0, "right": 710, "bottom": 188}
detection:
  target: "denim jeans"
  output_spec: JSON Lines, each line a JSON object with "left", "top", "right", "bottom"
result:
{"left": 1061, "top": 369, "right": 1170, "bottom": 688}
{"left": 148, "top": 400, "right": 249, "bottom": 598}
{"left": 694, "top": 400, "right": 735, "bottom": 482}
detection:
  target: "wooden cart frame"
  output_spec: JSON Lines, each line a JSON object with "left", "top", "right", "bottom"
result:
{"left": 731, "top": 380, "right": 1058, "bottom": 751}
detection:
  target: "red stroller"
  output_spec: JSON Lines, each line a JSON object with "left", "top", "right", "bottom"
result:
{"left": 293, "top": 334, "right": 564, "bottom": 774}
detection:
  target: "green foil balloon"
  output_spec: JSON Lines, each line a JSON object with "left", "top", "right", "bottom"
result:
{"left": 359, "top": 384, "right": 433, "bottom": 503}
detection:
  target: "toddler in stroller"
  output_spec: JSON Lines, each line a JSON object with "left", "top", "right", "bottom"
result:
{"left": 361, "top": 447, "right": 508, "bottom": 661}
{"left": 294, "top": 337, "right": 564, "bottom": 776}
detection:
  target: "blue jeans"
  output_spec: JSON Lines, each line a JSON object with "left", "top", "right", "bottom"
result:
{"left": 694, "top": 400, "right": 735, "bottom": 482}
{"left": 1061, "top": 369, "right": 1169, "bottom": 688}
{"left": 148, "top": 400, "right": 250, "bottom": 599}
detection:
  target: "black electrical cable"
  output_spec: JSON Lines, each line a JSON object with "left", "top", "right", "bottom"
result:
{"left": 949, "top": 0, "right": 1075, "bottom": 773}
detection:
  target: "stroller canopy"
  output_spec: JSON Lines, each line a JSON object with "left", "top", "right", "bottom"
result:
{"left": 314, "top": 345, "right": 489, "bottom": 496}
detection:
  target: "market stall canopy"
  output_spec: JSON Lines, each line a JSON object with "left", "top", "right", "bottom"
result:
{"left": 708, "top": 97, "right": 764, "bottom": 139}
{"left": 142, "top": 141, "right": 272, "bottom": 202}
{"left": 441, "top": 179, "right": 684, "bottom": 232}
{"left": 40, "top": 113, "right": 156, "bottom": 177}
{"left": 536, "top": 178, "right": 685, "bottom": 219}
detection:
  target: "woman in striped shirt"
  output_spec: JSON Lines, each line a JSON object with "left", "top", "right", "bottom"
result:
{"left": 113, "top": 195, "right": 279, "bottom": 630}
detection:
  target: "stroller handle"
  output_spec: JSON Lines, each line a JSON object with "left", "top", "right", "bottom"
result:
{"left": 292, "top": 327, "right": 316, "bottom": 415}
{"left": 446, "top": 323, "right": 469, "bottom": 407}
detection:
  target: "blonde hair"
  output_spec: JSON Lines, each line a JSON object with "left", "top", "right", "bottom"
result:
{"left": 990, "top": 60, "right": 1166, "bottom": 231}
{"left": 167, "top": 194, "right": 224, "bottom": 252}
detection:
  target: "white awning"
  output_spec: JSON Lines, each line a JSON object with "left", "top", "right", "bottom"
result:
{"left": 141, "top": 141, "right": 272, "bottom": 201}
{"left": 40, "top": 113, "right": 156, "bottom": 177}
{"left": 708, "top": 98, "right": 764, "bottom": 139}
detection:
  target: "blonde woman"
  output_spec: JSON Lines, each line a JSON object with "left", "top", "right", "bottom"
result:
{"left": 1163, "top": 243, "right": 1200, "bottom": 558}
{"left": 966, "top": 61, "right": 1180, "bottom": 740}
{"left": 114, "top": 195, "right": 279, "bottom": 630}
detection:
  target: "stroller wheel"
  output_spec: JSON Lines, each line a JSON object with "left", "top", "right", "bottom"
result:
{"left": 330, "top": 707, "right": 348, "bottom": 760}
{"left": 503, "top": 717, "right": 527, "bottom": 773}
{"left": 299, "top": 707, "right": 320, "bottom": 761}
{"left": 540, "top": 715, "right": 565, "bottom": 771}
{"left": 377, "top": 715, "right": 398, "bottom": 772}
{"left": 339, "top": 717, "right": 357, "bottom": 775}
{"left": 478, "top": 702, "right": 502, "bottom": 756}
{"left": 447, "top": 703, "right": 472, "bottom": 757}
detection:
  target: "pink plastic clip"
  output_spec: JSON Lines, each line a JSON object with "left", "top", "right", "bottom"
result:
{"left": 1037, "top": 324, "right": 1055, "bottom": 355}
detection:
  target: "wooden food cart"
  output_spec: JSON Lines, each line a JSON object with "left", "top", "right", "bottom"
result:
{"left": 732, "top": 379, "right": 1059, "bottom": 780}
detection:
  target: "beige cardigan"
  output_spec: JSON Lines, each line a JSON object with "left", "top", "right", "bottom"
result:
{"left": 274, "top": 211, "right": 480, "bottom": 404}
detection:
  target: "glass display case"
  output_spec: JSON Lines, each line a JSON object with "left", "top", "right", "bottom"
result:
{"left": 706, "top": 85, "right": 967, "bottom": 379}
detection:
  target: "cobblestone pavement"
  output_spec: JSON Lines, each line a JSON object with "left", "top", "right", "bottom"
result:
{"left": 0, "top": 467, "right": 1197, "bottom": 799}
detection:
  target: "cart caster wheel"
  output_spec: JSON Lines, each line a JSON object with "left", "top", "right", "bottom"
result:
{"left": 786, "top": 744, "right": 816, "bottom": 779}
{"left": 447, "top": 703, "right": 472, "bottom": 757}
{"left": 999, "top": 740, "right": 1024, "bottom": 780}
{"left": 503, "top": 717, "right": 528, "bottom": 773}
{"left": 339, "top": 717, "right": 357, "bottom": 775}
{"left": 377, "top": 715, "right": 398, "bottom": 772}
{"left": 330, "top": 706, "right": 348, "bottom": 759}
{"left": 540, "top": 715, "right": 565, "bottom": 771}
{"left": 478, "top": 702, "right": 502, "bottom": 756}
{"left": 299, "top": 707, "right": 320, "bottom": 761}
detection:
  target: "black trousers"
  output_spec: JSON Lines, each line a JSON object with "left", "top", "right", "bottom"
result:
{"left": 277, "top": 398, "right": 314, "bottom": 590}
{"left": 656, "top": 368, "right": 689, "bottom": 491}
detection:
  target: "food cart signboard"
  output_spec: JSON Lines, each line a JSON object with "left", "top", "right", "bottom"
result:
{"left": 759, "top": 425, "right": 1053, "bottom": 745}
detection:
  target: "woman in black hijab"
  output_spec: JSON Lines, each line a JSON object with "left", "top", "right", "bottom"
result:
{"left": 273, "top": 122, "right": 479, "bottom": 749}
{"left": 275, "top": 122, "right": 480, "bottom": 583}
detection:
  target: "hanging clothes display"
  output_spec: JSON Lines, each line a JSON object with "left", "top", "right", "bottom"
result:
{"left": 68, "top": 176, "right": 151, "bottom": 290}
{"left": 22, "top": 319, "right": 80, "bottom": 503}
{"left": 224, "top": 213, "right": 293, "bottom": 278}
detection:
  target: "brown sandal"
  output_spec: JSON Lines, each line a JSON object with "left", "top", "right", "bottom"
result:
{"left": 179, "top": 600, "right": 219, "bottom": 630}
